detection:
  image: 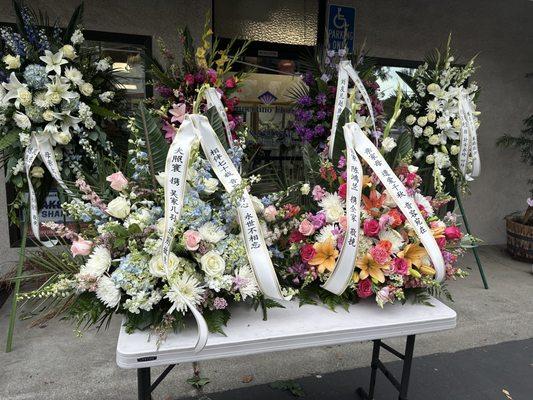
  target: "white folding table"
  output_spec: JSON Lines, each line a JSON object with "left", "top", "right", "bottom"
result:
{"left": 117, "top": 297, "right": 456, "bottom": 400}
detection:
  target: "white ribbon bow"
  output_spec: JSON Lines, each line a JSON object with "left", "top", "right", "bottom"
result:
{"left": 24, "top": 134, "right": 73, "bottom": 246}
{"left": 457, "top": 90, "right": 480, "bottom": 181}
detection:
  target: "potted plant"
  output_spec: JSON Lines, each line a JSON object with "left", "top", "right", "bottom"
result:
{"left": 497, "top": 115, "right": 533, "bottom": 262}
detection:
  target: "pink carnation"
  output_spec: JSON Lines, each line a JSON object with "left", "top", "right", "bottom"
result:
{"left": 339, "top": 215, "right": 348, "bottom": 231}
{"left": 391, "top": 257, "right": 409, "bottom": 275}
{"left": 184, "top": 73, "right": 195, "bottom": 86}
{"left": 312, "top": 185, "right": 326, "bottom": 201}
{"left": 106, "top": 172, "right": 128, "bottom": 191}
{"left": 370, "top": 246, "right": 390, "bottom": 265}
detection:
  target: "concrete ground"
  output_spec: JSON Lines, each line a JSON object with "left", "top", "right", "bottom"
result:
{"left": 0, "top": 245, "right": 532, "bottom": 400}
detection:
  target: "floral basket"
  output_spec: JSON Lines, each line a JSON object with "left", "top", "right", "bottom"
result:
{"left": 505, "top": 215, "right": 533, "bottom": 262}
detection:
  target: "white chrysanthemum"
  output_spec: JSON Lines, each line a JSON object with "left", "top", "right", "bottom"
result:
{"left": 316, "top": 224, "right": 336, "bottom": 243}
{"left": 318, "top": 192, "right": 345, "bottom": 223}
{"left": 426, "top": 99, "right": 440, "bottom": 112}
{"left": 378, "top": 229, "right": 405, "bottom": 253}
{"left": 198, "top": 221, "right": 226, "bottom": 243}
{"left": 234, "top": 265, "right": 259, "bottom": 300}
{"left": 414, "top": 193, "right": 434, "bottom": 217}
{"left": 165, "top": 273, "right": 205, "bottom": 314}
{"left": 80, "top": 246, "right": 111, "bottom": 277}
{"left": 33, "top": 91, "right": 53, "bottom": 108}
{"left": 64, "top": 66, "right": 83, "bottom": 85}
{"left": 96, "top": 276, "right": 121, "bottom": 308}
{"left": 436, "top": 116, "right": 451, "bottom": 130}
{"left": 13, "top": 111, "right": 31, "bottom": 130}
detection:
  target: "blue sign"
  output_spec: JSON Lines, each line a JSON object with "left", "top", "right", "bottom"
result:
{"left": 327, "top": 5, "right": 356, "bottom": 52}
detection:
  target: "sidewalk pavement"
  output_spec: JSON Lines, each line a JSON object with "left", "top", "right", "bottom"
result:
{"left": 0, "top": 245, "right": 532, "bottom": 399}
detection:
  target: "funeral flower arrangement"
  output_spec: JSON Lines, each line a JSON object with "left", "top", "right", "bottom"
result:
{"left": 292, "top": 49, "right": 385, "bottom": 151}
{"left": 0, "top": 2, "right": 124, "bottom": 215}
{"left": 18, "top": 107, "right": 295, "bottom": 336}
{"left": 275, "top": 153, "right": 468, "bottom": 308}
{"left": 398, "top": 37, "right": 479, "bottom": 195}
{"left": 148, "top": 18, "right": 247, "bottom": 143}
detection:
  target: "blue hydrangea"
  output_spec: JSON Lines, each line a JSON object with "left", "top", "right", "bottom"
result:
{"left": 23, "top": 64, "right": 47, "bottom": 89}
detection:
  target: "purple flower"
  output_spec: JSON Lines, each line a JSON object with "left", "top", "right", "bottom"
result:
{"left": 316, "top": 110, "right": 327, "bottom": 120}
{"left": 155, "top": 85, "right": 173, "bottom": 98}
{"left": 303, "top": 71, "right": 314, "bottom": 86}
{"left": 314, "top": 125, "right": 325, "bottom": 136}
{"left": 337, "top": 156, "right": 346, "bottom": 169}
{"left": 298, "top": 95, "right": 313, "bottom": 107}
{"left": 213, "top": 297, "right": 228, "bottom": 310}
{"left": 309, "top": 212, "right": 327, "bottom": 229}
{"left": 315, "top": 93, "right": 327, "bottom": 105}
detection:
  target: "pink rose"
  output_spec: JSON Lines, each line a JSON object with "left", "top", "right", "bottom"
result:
{"left": 436, "top": 236, "right": 447, "bottom": 249}
{"left": 312, "top": 185, "right": 326, "bottom": 201}
{"left": 444, "top": 226, "right": 462, "bottom": 240}
{"left": 357, "top": 279, "right": 373, "bottom": 298}
{"left": 391, "top": 257, "right": 409, "bottom": 275}
{"left": 298, "top": 219, "right": 316, "bottom": 236}
{"left": 106, "top": 172, "right": 128, "bottom": 191}
{"left": 363, "top": 219, "right": 380, "bottom": 237}
{"left": 183, "top": 230, "right": 201, "bottom": 251}
{"left": 339, "top": 215, "right": 348, "bottom": 231}
{"left": 71, "top": 238, "right": 93, "bottom": 256}
{"left": 300, "top": 244, "right": 316, "bottom": 263}
{"left": 263, "top": 205, "right": 278, "bottom": 222}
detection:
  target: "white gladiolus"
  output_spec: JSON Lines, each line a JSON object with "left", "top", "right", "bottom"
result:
{"left": 381, "top": 137, "right": 397, "bottom": 153}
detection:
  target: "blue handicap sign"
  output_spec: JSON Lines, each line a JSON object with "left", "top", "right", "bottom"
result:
{"left": 327, "top": 4, "right": 356, "bottom": 52}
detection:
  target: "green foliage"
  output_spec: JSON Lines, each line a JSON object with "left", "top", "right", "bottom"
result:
{"left": 297, "top": 286, "right": 318, "bottom": 307}
{"left": 65, "top": 292, "right": 114, "bottom": 331}
{"left": 302, "top": 142, "right": 322, "bottom": 188}
{"left": 330, "top": 108, "right": 350, "bottom": 167}
{"left": 63, "top": 2, "right": 84, "bottom": 42}
{"left": 205, "top": 106, "right": 228, "bottom": 148}
{"left": 132, "top": 103, "right": 169, "bottom": 183}
{"left": 186, "top": 375, "right": 210, "bottom": 389}
{"left": 203, "top": 308, "right": 231, "bottom": 335}
{"left": 0, "top": 131, "right": 20, "bottom": 152}
{"left": 497, "top": 115, "right": 533, "bottom": 167}
{"left": 270, "top": 380, "right": 305, "bottom": 397}
{"left": 388, "top": 131, "right": 413, "bottom": 168}
{"left": 317, "top": 289, "right": 350, "bottom": 311}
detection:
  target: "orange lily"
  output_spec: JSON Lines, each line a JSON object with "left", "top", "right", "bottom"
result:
{"left": 362, "top": 190, "right": 386, "bottom": 217}
{"left": 356, "top": 254, "right": 389, "bottom": 283}
{"left": 308, "top": 239, "right": 339, "bottom": 273}
{"left": 397, "top": 243, "right": 427, "bottom": 268}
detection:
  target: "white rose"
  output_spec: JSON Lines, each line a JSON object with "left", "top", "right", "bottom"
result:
{"left": 251, "top": 195, "right": 265, "bottom": 213}
{"left": 30, "top": 166, "right": 45, "bottom": 178}
{"left": 13, "top": 112, "right": 31, "bottom": 130}
{"left": 42, "top": 109, "right": 55, "bottom": 122}
{"left": 450, "top": 145, "right": 460, "bottom": 155}
{"left": 423, "top": 126, "right": 434, "bottom": 137}
{"left": 61, "top": 45, "right": 77, "bottom": 60}
{"left": 80, "top": 82, "right": 94, "bottom": 96}
{"left": 53, "top": 131, "right": 72, "bottom": 145}
{"left": 203, "top": 177, "right": 219, "bottom": 194}
{"left": 427, "top": 112, "right": 436, "bottom": 123}
{"left": 149, "top": 252, "right": 180, "bottom": 278}
{"left": 417, "top": 116, "right": 428, "bottom": 127}
{"left": 405, "top": 115, "right": 416, "bottom": 125}
{"left": 18, "top": 89, "right": 32, "bottom": 106}
{"left": 426, "top": 154, "right": 435, "bottom": 164}
{"left": 428, "top": 135, "right": 440, "bottom": 146}
{"left": 413, "top": 125, "right": 423, "bottom": 137}
{"left": 381, "top": 137, "right": 397, "bottom": 153}
{"left": 452, "top": 119, "right": 461, "bottom": 129}
{"left": 200, "top": 250, "right": 226, "bottom": 277}
{"left": 300, "top": 183, "right": 310, "bottom": 195}
{"left": 106, "top": 197, "right": 130, "bottom": 219}
{"left": 3, "top": 54, "right": 21, "bottom": 69}
{"left": 427, "top": 83, "right": 440, "bottom": 94}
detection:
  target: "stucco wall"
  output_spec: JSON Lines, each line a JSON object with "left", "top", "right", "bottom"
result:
{"left": 0, "top": 0, "right": 531, "bottom": 273}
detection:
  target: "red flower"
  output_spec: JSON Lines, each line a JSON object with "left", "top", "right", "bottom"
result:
{"left": 225, "top": 76, "right": 236, "bottom": 88}
{"left": 436, "top": 236, "right": 447, "bottom": 249}
{"left": 357, "top": 279, "right": 373, "bottom": 298}
{"left": 283, "top": 204, "right": 301, "bottom": 219}
{"left": 289, "top": 230, "right": 304, "bottom": 244}
{"left": 444, "top": 226, "right": 462, "bottom": 240}
{"left": 387, "top": 208, "right": 405, "bottom": 228}
{"left": 338, "top": 183, "right": 347, "bottom": 199}
{"left": 184, "top": 73, "right": 195, "bottom": 86}
{"left": 363, "top": 219, "right": 380, "bottom": 237}
{"left": 206, "top": 69, "right": 217, "bottom": 84}
{"left": 300, "top": 244, "right": 316, "bottom": 263}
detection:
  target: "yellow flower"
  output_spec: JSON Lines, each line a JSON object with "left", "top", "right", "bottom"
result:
{"left": 431, "top": 225, "right": 445, "bottom": 238}
{"left": 308, "top": 239, "right": 339, "bottom": 273}
{"left": 397, "top": 243, "right": 427, "bottom": 268}
{"left": 356, "top": 254, "right": 388, "bottom": 283}
{"left": 419, "top": 265, "right": 436, "bottom": 276}
{"left": 196, "top": 47, "right": 206, "bottom": 59}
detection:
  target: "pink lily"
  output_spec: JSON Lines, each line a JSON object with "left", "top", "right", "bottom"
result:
{"left": 169, "top": 103, "right": 187, "bottom": 124}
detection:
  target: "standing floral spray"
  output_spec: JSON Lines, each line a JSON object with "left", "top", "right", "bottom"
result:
{"left": 0, "top": 1, "right": 126, "bottom": 219}
{"left": 398, "top": 36, "right": 479, "bottom": 195}
{"left": 146, "top": 17, "right": 248, "bottom": 144}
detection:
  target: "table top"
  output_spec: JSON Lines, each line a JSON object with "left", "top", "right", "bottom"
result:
{"left": 116, "top": 297, "right": 456, "bottom": 368}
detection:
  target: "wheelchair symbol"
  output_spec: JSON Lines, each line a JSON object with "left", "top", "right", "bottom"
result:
{"left": 333, "top": 8, "right": 349, "bottom": 29}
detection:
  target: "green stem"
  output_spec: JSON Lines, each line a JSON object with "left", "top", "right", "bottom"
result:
{"left": 192, "top": 84, "right": 209, "bottom": 114}
{"left": 5, "top": 208, "right": 29, "bottom": 352}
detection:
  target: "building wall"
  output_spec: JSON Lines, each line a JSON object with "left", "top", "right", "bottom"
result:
{"left": 0, "top": 0, "right": 531, "bottom": 273}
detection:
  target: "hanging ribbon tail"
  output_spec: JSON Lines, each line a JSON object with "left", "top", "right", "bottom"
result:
{"left": 321, "top": 126, "right": 363, "bottom": 295}
{"left": 347, "top": 123, "right": 446, "bottom": 282}
{"left": 329, "top": 60, "right": 377, "bottom": 159}
{"left": 24, "top": 133, "right": 74, "bottom": 247}
{"left": 458, "top": 92, "right": 481, "bottom": 180}
{"left": 186, "top": 298, "right": 209, "bottom": 353}
{"left": 205, "top": 87, "right": 234, "bottom": 147}
{"left": 190, "top": 114, "right": 285, "bottom": 301}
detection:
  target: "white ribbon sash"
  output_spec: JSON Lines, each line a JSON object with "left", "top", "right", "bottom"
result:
{"left": 458, "top": 91, "right": 480, "bottom": 180}
{"left": 329, "top": 60, "right": 376, "bottom": 159}
{"left": 24, "top": 134, "right": 73, "bottom": 246}
{"left": 205, "top": 87, "right": 233, "bottom": 147}
{"left": 161, "top": 114, "right": 284, "bottom": 352}
{"left": 322, "top": 123, "right": 446, "bottom": 294}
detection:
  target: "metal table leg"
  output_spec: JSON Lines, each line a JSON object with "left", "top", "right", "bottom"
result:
{"left": 137, "top": 368, "right": 151, "bottom": 400}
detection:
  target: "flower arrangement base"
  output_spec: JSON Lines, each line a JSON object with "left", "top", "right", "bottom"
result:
{"left": 116, "top": 299, "right": 456, "bottom": 400}
{"left": 505, "top": 216, "right": 533, "bottom": 262}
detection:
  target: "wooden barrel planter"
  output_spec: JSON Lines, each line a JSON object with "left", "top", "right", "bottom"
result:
{"left": 505, "top": 215, "right": 533, "bottom": 262}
